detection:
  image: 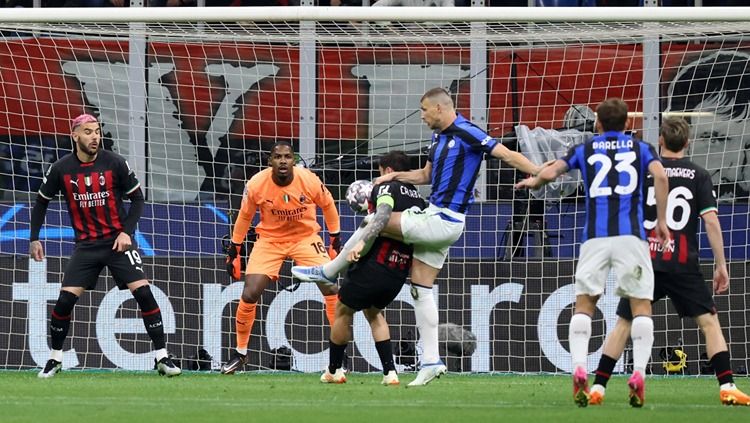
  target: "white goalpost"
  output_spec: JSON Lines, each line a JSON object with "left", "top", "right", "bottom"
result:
{"left": 1, "top": 6, "right": 749, "bottom": 375}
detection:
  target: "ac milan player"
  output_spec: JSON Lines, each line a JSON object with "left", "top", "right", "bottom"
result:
{"left": 30, "top": 114, "right": 180, "bottom": 378}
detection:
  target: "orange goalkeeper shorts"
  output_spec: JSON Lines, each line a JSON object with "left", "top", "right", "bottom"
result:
{"left": 246, "top": 233, "right": 330, "bottom": 280}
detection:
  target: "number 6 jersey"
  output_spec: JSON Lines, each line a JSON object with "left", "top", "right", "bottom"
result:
{"left": 644, "top": 157, "right": 717, "bottom": 274}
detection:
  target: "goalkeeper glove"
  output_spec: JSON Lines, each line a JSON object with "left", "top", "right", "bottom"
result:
{"left": 327, "top": 232, "right": 341, "bottom": 259}
{"left": 222, "top": 229, "right": 255, "bottom": 281}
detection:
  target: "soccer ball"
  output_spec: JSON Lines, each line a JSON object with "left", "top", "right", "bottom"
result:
{"left": 345, "top": 179, "right": 373, "bottom": 214}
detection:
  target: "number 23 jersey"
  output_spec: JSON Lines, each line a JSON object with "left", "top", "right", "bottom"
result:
{"left": 563, "top": 131, "right": 660, "bottom": 242}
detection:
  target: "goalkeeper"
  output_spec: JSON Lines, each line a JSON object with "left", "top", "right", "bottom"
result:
{"left": 321, "top": 151, "right": 426, "bottom": 386}
{"left": 589, "top": 118, "right": 750, "bottom": 406}
{"left": 221, "top": 141, "right": 342, "bottom": 374}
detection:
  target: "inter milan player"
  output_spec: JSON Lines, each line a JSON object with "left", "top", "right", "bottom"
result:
{"left": 516, "top": 98, "right": 670, "bottom": 407}
{"left": 588, "top": 117, "right": 750, "bottom": 407}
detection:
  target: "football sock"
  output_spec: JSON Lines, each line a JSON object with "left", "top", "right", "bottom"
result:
{"left": 235, "top": 299, "right": 256, "bottom": 354}
{"left": 593, "top": 354, "right": 618, "bottom": 388}
{"left": 132, "top": 285, "right": 166, "bottom": 350}
{"left": 630, "top": 315, "right": 654, "bottom": 375}
{"left": 328, "top": 340, "right": 347, "bottom": 373}
{"left": 322, "top": 225, "right": 374, "bottom": 278}
{"left": 412, "top": 284, "right": 440, "bottom": 364}
{"left": 710, "top": 350, "right": 734, "bottom": 386}
{"left": 568, "top": 313, "right": 592, "bottom": 370}
{"left": 375, "top": 339, "right": 396, "bottom": 374}
{"left": 323, "top": 294, "right": 338, "bottom": 326}
{"left": 50, "top": 291, "right": 79, "bottom": 350}
{"left": 155, "top": 349, "right": 168, "bottom": 361}
{"left": 50, "top": 349, "right": 63, "bottom": 362}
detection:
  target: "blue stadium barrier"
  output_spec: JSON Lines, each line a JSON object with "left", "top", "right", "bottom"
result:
{"left": 1, "top": 201, "right": 746, "bottom": 260}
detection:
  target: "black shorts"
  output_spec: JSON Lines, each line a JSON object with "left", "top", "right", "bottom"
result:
{"left": 616, "top": 271, "right": 716, "bottom": 320}
{"left": 62, "top": 241, "right": 147, "bottom": 290}
{"left": 338, "top": 267, "right": 406, "bottom": 312}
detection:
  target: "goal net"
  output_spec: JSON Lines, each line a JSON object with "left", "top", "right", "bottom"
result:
{"left": 1, "top": 6, "right": 749, "bottom": 375}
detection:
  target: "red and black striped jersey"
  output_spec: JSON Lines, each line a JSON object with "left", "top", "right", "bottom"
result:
{"left": 643, "top": 157, "right": 717, "bottom": 274}
{"left": 348, "top": 180, "right": 427, "bottom": 280}
{"left": 38, "top": 149, "right": 141, "bottom": 244}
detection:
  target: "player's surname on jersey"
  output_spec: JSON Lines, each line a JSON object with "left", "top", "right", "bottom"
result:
{"left": 591, "top": 139, "right": 634, "bottom": 150}
{"left": 664, "top": 167, "right": 696, "bottom": 179}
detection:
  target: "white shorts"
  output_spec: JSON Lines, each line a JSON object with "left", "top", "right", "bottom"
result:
{"left": 400, "top": 203, "right": 465, "bottom": 269}
{"left": 575, "top": 235, "right": 654, "bottom": 300}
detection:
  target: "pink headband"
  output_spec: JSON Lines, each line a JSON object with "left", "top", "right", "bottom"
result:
{"left": 71, "top": 114, "right": 98, "bottom": 131}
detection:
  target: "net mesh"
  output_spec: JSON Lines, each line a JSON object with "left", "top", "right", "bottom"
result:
{"left": 1, "top": 16, "right": 749, "bottom": 375}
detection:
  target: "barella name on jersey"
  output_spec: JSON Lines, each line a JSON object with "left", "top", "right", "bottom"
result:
{"left": 591, "top": 139, "right": 634, "bottom": 150}
{"left": 71, "top": 190, "right": 110, "bottom": 208}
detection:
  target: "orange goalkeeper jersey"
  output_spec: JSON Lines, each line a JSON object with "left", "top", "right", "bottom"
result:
{"left": 232, "top": 167, "right": 340, "bottom": 243}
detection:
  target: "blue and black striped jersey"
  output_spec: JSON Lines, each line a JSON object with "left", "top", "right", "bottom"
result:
{"left": 562, "top": 131, "right": 659, "bottom": 242}
{"left": 427, "top": 114, "right": 498, "bottom": 214}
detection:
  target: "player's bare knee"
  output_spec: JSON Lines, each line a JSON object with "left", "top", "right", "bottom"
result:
{"left": 62, "top": 286, "right": 84, "bottom": 297}
{"left": 695, "top": 313, "right": 721, "bottom": 334}
{"left": 127, "top": 279, "right": 149, "bottom": 293}
{"left": 362, "top": 307, "right": 383, "bottom": 323}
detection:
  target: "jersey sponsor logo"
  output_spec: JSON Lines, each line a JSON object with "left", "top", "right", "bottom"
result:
{"left": 70, "top": 179, "right": 79, "bottom": 188}
{"left": 270, "top": 206, "right": 306, "bottom": 221}
{"left": 72, "top": 190, "right": 111, "bottom": 208}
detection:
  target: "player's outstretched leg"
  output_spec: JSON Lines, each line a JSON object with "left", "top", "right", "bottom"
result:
{"left": 573, "top": 366, "right": 590, "bottom": 407}
{"left": 627, "top": 370, "right": 645, "bottom": 408}
{"left": 155, "top": 355, "right": 182, "bottom": 377}
{"left": 38, "top": 359, "right": 62, "bottom": 379}
{"left": 291, "top": 265, "right": 337, "bottom": 284}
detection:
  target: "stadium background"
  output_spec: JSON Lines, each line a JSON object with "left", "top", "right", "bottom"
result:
{"left": 1, "top": 35, "right": 749, "bottom": 374}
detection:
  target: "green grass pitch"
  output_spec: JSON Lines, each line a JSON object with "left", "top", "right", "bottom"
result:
{"left": 2, "top": 371, "right": 749, "bottom": 422}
